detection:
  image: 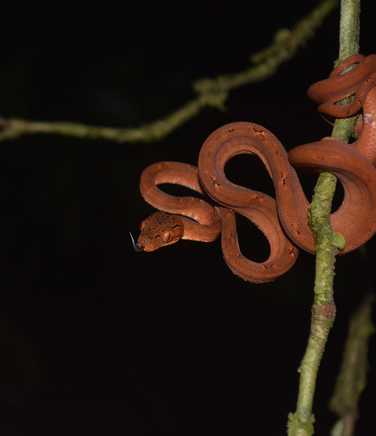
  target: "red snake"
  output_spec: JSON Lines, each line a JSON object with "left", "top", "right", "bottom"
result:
{"left": 136, "top": 54, "right": 376, "bottom": 283}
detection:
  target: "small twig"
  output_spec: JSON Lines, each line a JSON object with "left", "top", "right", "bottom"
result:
{"left": 0, "top": 0, "right": 338, "bottom": 144}
{"left": 329, "top": 295, "right": 374, "bottom": 436}
{"left": 287, "top": 1, "right": 360, "bottom": 435}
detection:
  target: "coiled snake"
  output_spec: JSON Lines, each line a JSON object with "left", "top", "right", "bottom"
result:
{"left": 135, "top": 55, "right": 376, "bottom": 283}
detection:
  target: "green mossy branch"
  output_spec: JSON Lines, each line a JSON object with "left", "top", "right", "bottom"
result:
{"left": 330, "top": 295, "right": 375, "bottom": 436}
{"left": 288, "top": 1, "right": 360, "bottom": 435}
{"left": 0, "top": 0, "right": 338, "bottom": 144}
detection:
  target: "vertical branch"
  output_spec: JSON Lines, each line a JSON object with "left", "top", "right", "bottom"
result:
{"left": 330, "top": 295, "right": 375, "bottom": 436}
{"left": 287, "top": 1, "right": 361, "bottom": 435}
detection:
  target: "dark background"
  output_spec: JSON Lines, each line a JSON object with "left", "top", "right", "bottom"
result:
{"left": 1, "top": 2, "right": 376, "bottom": 435}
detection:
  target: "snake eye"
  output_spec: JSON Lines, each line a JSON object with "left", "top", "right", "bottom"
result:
{"left": 162, "top": 231, "right": 172, "bottom": 243}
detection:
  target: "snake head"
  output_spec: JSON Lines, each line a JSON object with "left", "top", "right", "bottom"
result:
{"left": 136, "top": 211, "right": 184, "bottom": 252}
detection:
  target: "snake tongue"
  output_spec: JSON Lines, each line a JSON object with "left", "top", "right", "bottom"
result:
{"left": 129, "top": 232, "right": 144, "bottom": 252}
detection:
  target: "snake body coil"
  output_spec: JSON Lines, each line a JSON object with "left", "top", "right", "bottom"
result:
{"left": 137, "top": 55, "right": 376, "bottom": 283}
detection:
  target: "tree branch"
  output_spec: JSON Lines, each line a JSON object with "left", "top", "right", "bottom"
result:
{"left": 287, "top": 1, "right": 360, "bottom": 435}
{"left": 330, "top": 295, "right": 374, "bottom": 436}
{"left": 0, "top": 0, "right": 338, "bottom": 144}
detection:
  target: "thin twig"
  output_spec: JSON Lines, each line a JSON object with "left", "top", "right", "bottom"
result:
{"left": 287, "top": 1, "right": 360, "bottom": 435}
{"left": 330, "top": 295, "right": 374, "bottom": 436}
{"left": 0, "top": 0, "right": 338, "bottom": 144}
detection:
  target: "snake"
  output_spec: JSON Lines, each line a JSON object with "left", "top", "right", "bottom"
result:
{"left": 135, "top": 54, "right": 376, "bottom": 283}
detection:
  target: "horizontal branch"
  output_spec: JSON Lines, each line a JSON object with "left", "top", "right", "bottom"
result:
{"left": 0, "top": 0, "right": 338, "bottom": 144}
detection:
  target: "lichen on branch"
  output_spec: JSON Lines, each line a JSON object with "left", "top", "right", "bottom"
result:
{"left": 0, "top": 0, "right": 338, "bottom": 144}
{"left": 287, "top": 1, "right": 361, "bottom": 435}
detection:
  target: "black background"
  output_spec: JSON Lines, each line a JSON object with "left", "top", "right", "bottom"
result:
{"left": 1, "top": 2, "right": 376, "bottom": 435}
